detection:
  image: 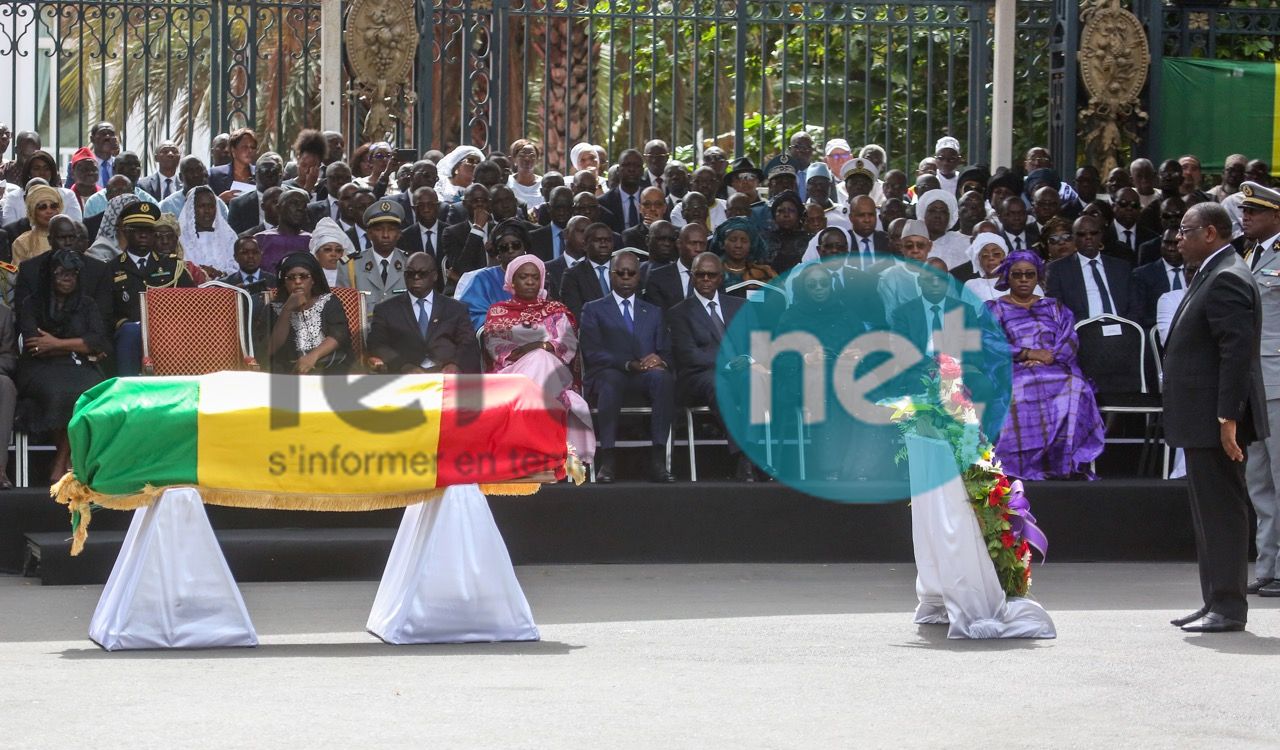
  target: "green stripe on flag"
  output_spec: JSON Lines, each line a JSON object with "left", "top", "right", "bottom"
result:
{"left": 1161, "top": 58, "right": 1276, "bottom": 173}
{"left": 68, "top": 376, "right": 199, "bottom": 496}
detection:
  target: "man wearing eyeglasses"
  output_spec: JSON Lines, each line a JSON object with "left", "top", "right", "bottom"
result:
{"left": 1045, "top": 214, "right": 1131, "bottom": 324}
{"left": 366, "top": 251, "right": 479, "bottom": 375}
{"left": 1106, "top": 187, "right": 1156, "bottom": 264}
{"left": 1164, "top": 201, "right": 1267, "bottom": 633}
{"left": 579, "top": 250, "right": 675, "bottom": 483}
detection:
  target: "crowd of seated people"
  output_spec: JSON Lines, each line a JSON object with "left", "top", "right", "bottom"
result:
{"left": 0, "top": 119, "right": 1269, "bottom": 486}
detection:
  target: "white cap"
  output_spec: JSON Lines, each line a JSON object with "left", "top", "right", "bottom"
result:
{"left": 824, "top": 138, "right": 851, "bottom": 156}
{"left": 934, "top": 136, "right": 961, "bottom": 154}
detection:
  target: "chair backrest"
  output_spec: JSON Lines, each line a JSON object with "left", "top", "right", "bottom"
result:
{"left": 1074, "top": 314, "right": 1146, "bottom": 394}
{"left": 140, "top": 286, "right": 252, "bottom": 375}
{"left": 329, "top": 287, "right": 368, "bottom": 360}
{"left": 1147, "top": 325, "right": 1165, "bottom": 394}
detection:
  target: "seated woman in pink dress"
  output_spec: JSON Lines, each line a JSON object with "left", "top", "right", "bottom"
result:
{"left": 483, "top": 254, "right": 595, "bottom": 464}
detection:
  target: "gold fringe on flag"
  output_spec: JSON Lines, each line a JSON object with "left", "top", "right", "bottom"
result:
{"left": 51, "top": 473, "right": 542, "bottom": 557}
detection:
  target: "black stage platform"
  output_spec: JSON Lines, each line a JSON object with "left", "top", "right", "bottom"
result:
{"left": 3, "top": 479, "right": 1197, "bottom": 585}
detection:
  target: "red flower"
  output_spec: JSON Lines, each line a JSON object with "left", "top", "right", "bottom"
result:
{"left": 938, "top": 356, "right": 962, "bottom": 380}
{"left": 1018, "top": 540, "right": 1030, "bottom": 557}
{"left": 1001, "top": 531, "right": 1016, "bottom": 548}
{"left": 949, "top": 390, "right": 971, "bottom": 408}
{"left": 988, "top": 488, "right": 1002, "bottom": 506}
{"left": 995, "top": 475, "right": 1010, "bottom": 493}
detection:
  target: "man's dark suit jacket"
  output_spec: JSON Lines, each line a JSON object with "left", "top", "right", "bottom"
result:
{"left": 83, "top": 213, "right": 103, "bottom": 242}
{"left": 1127, "top": 259, "right": 1179, "bottom": 330}
{"left": 305, "top": 198, "right": 334, "bottom": 231}
{"left": 366, "top": 292, "right": 481, "bottom": 374}
{"left": 223, "top": 269, "right": 277, "bottom": 298}
{"left": 15, "top": 251, "right": 114, "bottom": 332}
{"left": 621, "top": 223, "right": 649, "bottom": 250}
{"left": 227, "top": 190, "right": 261, "bottom": 235}
{"left": 1001, "top": 224, "right": 1040, "bottom": 254}
{"left": 578, "top": 294, "right": 671, "bottom": 387}
{"left": 834, "top": 264, "right": 888, "bottom": 330}
{"left": 1105, "top": 223, "right": 1157, "bottom": 264}
{"left": 598, "top": 187, "right": 640, "bottom": 234}
{"left": 888, "top": 294, "right": 976, "bottom": 387}
{"left": 643, "top": 261, "right": 692, "bottom": 311}
{"left": 1163, "top": 247, "right": 1267, "bottom": 447}
{"left": 528, "top": 224, "right": 563, "bottom": 262}
{"left": 543, "top": 255, "right": 578, "bottom": 301}
{"left": 666, "top": 292, "right": 746, "bottom": 402}
{"left": 559, "top": 258, "right": 610, "bottom": 319}
{"left": 396, "top": 221, "right": 443, "bottom": 258}
{"left": 1045, "top": 251, "right": 1132, "bottom": 324}
{"left": 440, "top": 219, "right": 489, "bottom": 277}
{"left": 137, "top": 171, "right": 182, "bottom": 202}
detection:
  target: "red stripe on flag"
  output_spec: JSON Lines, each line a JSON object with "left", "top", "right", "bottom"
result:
{"left": 436, "top": 375, "right": 569, "bottom": 486}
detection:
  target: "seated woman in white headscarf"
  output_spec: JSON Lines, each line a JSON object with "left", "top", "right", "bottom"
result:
{"left": 916, "top": 188, "right": 970, "bottom": 270}
{"left": 569, "top": 142, "right": 602, "bottom": 175}
{"left": 177, "top": 186, "right": 239, "bottom": 277}
{"left": 308, "top": 217, "right": 355, "bottom": 288}
{"left": 962, "top": 232, "right": 1043, "bottom": 305}
{"left": 435, "top": 145, "right": 485, "bottom": 205}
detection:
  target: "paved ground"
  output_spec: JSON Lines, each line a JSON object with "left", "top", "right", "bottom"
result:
{"left": 2, "top": 563, "right": 1279, "bottom": 748}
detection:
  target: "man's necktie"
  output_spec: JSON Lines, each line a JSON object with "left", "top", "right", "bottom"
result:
{"left": 137, "top": 256, "right": 148, "bottom": 275}
{"left": 627, "top": 195, "right": 638, "bottom": 228}
{"left": 100, "top": 160, "right": 111, "bottom": 187}
{"left": 928, "top": 303, "right": 942, "bottom": 354}
{"left": 556, "top": 230, "right": 564, "bottom": 259}
{"left": 417, "top": 297, "right": 430, "bottom": 339}
{"left": 707, "top": 300, "right": 725, "bottom": 340}
{"left": 162, "top": 177, "right": 172, "bottom": 199}
{"left": 861, "top": 238, "right": 872, "bottom": 268}
{"left": 1171, "top": 267, "right": 1183, "bottom": 290}
{"left": 1089, "top": 259, "right": 1114, "bottom": 314}
{"left": 655, "top": 176, "right": 663, "bottom": 191}
{"left": 621, "top": 298, "right": 634, "bottom": 333}
{"left": 423, "top": 229, "right": 434, "bottom": 258}
{"left": 1124, "top": 229, "right": 1133, "bottom": 250}
{"left": 245, "top": 272, "right": 255, "bottom": 285}
{"left": 1013, "top": 236, "right": 1023, "bottom": 252}
{"left": 380, "top": 259, "right": 389, "bottom": 285}
{"left": 596, "top": 264, "right": 609, "bottom": 295}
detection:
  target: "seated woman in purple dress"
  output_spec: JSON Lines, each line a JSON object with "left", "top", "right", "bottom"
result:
{"left": 984, "top": 250, "right": 1104, "bottom": 479}
{"left": 483, "top": 253, "right": 595, "bottom": 464}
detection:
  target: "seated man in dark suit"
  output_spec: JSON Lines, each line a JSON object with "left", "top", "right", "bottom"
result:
{"left": 559, "top": 222, "right": 616, "bottom": 319}
{"left": 889, "top": 258, "right": 981, "bottom": 387}
{"left": 644, "top": 222, "right": 707, "bottom": 311}
{"left": 620, "top": 186, "right": 670, "bottom": 249}
{"left": 440, "top": 183, "right": 495, "bottom": 290}
{"left": 579, "top": 250, "right": 675, "bottom": 483}
{"left": 367, "top": 252, "right": 480, "bottom": 374}
{"left": 223, "top": 236, "right": 276, "bottom": 297}
{"left": 237, "top": 185, "right": 282, "bottom": 239}
{"left": 598, "top": 149, "right": 647, "bottom": 234}
{"left": 1127, "top": 228, "right": 1183, "bottom": 330}
{"left": 544, "top": 215, "right": 589, "bottom": 300}
{"left": 1045, "top": 214, "right": 1132, "bottom": 323}
{"left": 666, "top": 252, "right": 758, "bottom": 481}
{"left": 305, "top": 161, "right": 352, "bottom": 230}
{"left": 396, "top": 186, "right": 444, "bottom": 270}
{"left": 529, "top": 186, "right": 575, "bottom": 261}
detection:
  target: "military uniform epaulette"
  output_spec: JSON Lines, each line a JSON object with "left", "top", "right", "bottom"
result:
{"left": 0, "top": 261, "right": 18, "bottom": 274}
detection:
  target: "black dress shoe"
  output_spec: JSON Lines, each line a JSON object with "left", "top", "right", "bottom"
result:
{"left": 1248, "top": 577, "right": 1274, "bottom": 595}
{"left": 595, "top": 467, "right": 615, "bottom": 484}
{"left": 1258, "top": 580, "right": 1280, "bottom": 597}
{"left": 594, "top": 449, "right": 615, "bottom": 483}
{"left": 1181, "top": 612, "right": 1246, "bottom": 633}
{"left": 650, "top": 469, "right": 675, "bottom": 483}
{"left": 1170, "top": 608, "right": 1207, "bottom": 627}
{"left": 734, "top": 455, "right": 757, "bottom": 482}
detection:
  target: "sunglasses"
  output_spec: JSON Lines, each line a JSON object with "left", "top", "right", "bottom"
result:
{"left": 494, "top": 241, "right": 524, "bottom": 252}
{"left": 404, "top": 269, "right": 434, "bottom": 279}
{"left": 613, "top": 269, "right": 638, "bottom": 277}
{"left": 1114, "top": 201, "right": 1141, "bottom": 209}
{"left": 34, "top": 202, "right": 58, "bottom": 211}
{"left": 693, "top": 271, "right": 721, "bottom": 279}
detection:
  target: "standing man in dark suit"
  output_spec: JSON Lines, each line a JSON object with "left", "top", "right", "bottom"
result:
{"left": 367, "top": 252, "right": 480, "bottom": 374}
{"left": 579, "top": 250, "right": 675, "bottom": 483}
{"left": 644, "top": 222, "right": 707, "bottom": 311}
{"left": 1164, "top": 201, "right": 1267, "bottom": 633}
{"left": 847, "top": 195, "right": 889, "bottom": 271}
{"left": 529, "top": 186, "right": 574, "bottom": 261}
{"left": 543, "top": 216, "right": 589, "bottom": 300}
{"left": 598, "top": 149, "right": 646, "bottom": 234}
{"left": 227, "top": 153, "right": 284, "bottom": 235}
{"left": 559, "top": 222, "right": 615, "bottom": 319}
{"left": 137, "top": 141, "right": 183, "bottom": 202}
{"left": 667, "top": 252, "right": 757, "bottom": 481}
{"left": 1126, "top": 229, "right": 1183, "bottom": 330}
{"left": 1045, "top": 214, "right": 1132, "bottom": 323}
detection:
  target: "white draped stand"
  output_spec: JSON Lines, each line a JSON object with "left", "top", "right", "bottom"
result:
{"left": 907, "top": 435, "right": 1056, "bottom": 639}
{"left": 367, "top": 484, "right": 540, "bottom": 644}
{"left": 86, "top": 485, "right": 538, "bottom": 650}
{"left": 89, "top": 488, "right": 258, "bottom": 650}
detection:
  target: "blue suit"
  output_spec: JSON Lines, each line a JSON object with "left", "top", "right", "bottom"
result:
{"left": 579, "top": 293, "right": 674, "bottom": 450}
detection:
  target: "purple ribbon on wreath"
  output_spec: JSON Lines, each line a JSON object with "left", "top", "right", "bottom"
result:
{"left": 1007, "top": 480, "right": 1048, "bottom": 559}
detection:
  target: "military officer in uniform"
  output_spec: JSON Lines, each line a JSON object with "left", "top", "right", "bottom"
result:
{"left": 1239, "top": 181, "right": 1280, "bottom": 597}
{"left": 346, "top": 199, "right": 410, "bottom": 310}
{"left": 110, "top": 202, "right": 196, "bottom": 375}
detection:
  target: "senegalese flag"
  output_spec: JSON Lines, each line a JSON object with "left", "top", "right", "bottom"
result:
{"left": 55, "top": 372, "right": 573, "bottom": 554}
{"left": 1159, "top": 58, "right": 1280, "bottom": 173}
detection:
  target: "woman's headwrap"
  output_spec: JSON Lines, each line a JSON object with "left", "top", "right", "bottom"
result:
{"left": 711, "top": 216, "right": 769, "bottom": 262}
{"left": 436, "top": 146, "right": 485, "bottom": 182}
{"left": 502, "top": 253, "right": 547, "bottom": 300}
{"left": 994, "top": 250, "right": 1046, "bottom": 292}
{"left": 955, "top": 165, "right": 991, "bottom": 197}
{"left": 569, "top": 143, "right": 598, "bottom": 171}
{"left": 155, "top": 214, "right": 184, "bottom": 259}
{"left": 309, "top": 217, "right": 356, "bottom": 257}
{"left": 967, "top": 231, "right": 1009, "bottom": 269}
{"left": 986, "top": 167, "right": 1023, "bottom": 200}
{"left": 178, "top": 185, "right": 239, "bottom": 274}
{"left": 1025, "top": 167, "right": 1061, "bottom": 197}
{"left": 24, "top": 184, "right": 63, "bottom": 224}
{"left": 489, "top": 218, "right": 532, "bottom": 256}
{"left": 918, "top": 188, "right": 958, "bottom": 230}
{"left": 274, "top": 251, "right": 331, "bottom": 299}
{"left": 769, "top": 190, "right": 805, "bottom": 224}
{"left": 95, "top": 193, "right": 141, "bottom": 243}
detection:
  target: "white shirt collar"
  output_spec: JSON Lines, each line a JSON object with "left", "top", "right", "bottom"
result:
{"left": 612, "top": 290, "right": 636, "bottom": 309}
{"left": 413, "top": 290, "right": 434, "bottom": 305}
{"left": 1075, "top": 250, "right": 1104, "bottom": 268}
{"left": 1113, "top": 218, "right": 1136, "bottom": 237}
{"left": 696, "top": 290, "right": 720, "bottom": 308}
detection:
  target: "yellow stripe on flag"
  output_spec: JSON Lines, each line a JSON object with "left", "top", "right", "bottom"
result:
{"left": 1272, "top": 62, "right": 1280, "bottom": 171}
{"left": 197, "top": 372, "right": 444, "bottom": 495}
